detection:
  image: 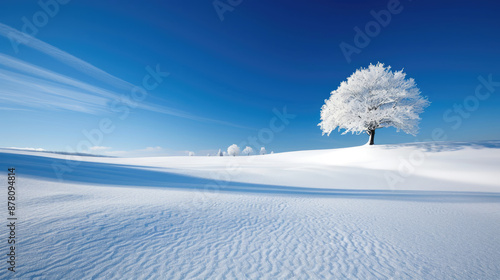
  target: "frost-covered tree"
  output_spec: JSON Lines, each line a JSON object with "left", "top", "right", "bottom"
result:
{"left": 319, "top": 63, "right": 430, "bottom": 145}
{"left": 217, "top": 149, "right": 223, "bottom": 156}
{"left": 260, "top": 147, "right": 266, "bottom": 155}
{"left": 242, "top": 146, "right": 253, "bottom": 156}
{"left": 227, "top": 144, "right": 240, "bottom": 156}
{"left": 188, "top": 151, "right": 195, "bottom": 156}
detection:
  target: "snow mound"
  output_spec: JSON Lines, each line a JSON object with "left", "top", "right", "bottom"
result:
{"left": 0, "top": 141, "right": 499, "bottom": 279}
{"left": 2, "top": 141, "right": 499, "bottom": 193}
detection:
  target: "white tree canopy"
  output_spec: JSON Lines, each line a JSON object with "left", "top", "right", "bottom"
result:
{"left": 260, "top": 147, "right": 266, "bottom": 155}
{"left": 227, "top": 144, "right": 240, "bottom": 156}
{"left": 319, "top": 63, "right": 429, "bottom": 144}
{"left": 242, "top": 146, "right": 253, "bottom": 155}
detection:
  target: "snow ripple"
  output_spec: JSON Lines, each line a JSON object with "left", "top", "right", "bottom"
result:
{"left": 3, "top": 179, "right": 499, "bottom": 279}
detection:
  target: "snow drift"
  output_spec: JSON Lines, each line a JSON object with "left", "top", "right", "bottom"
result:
{"left": 3, "top": 141, "right": 499, "bottom": 194}
{"left": 0, "top": 141, "right": 499, "bottom": 279}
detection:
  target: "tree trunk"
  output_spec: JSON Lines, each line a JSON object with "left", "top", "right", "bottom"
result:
{"left": 367, "top": 129, "right": 375, "bottom": 145}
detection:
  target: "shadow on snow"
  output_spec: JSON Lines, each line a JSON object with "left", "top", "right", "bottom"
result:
{"left": 2, "top": 151, "right": 499, "bottom": 203}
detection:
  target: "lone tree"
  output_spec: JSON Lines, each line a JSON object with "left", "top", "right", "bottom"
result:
{"left": 260, "top": 147, "right": 266, "bottom": 155}
{"left": 319, "top": 63, "right": 430, "bottom": 145}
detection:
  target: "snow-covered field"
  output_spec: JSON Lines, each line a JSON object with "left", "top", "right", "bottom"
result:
{"left": 1, "top": 141, "right": 500, "bottom": 279}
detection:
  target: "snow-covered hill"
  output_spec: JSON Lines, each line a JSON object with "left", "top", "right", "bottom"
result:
{"left": 1, "top": 141, "right": 499, "bottom": 279}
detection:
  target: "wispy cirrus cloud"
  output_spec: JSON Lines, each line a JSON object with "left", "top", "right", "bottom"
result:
{"left": 0, "top": 22, "right": 250, "bottom": 129}
{"left": 0, "top": 67, "right": 109, "bottom": 114}
{"left": 0, "top": 22, "right": 133, "bottom": 90}
{"left": 0, "top": 53, "right": 120, "bottom": 100}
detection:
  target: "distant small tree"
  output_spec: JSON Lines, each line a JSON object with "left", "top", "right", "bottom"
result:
{"left": 188, "top": 151, "right": 195, "bottom": 156}
{"left": 227, "top": 144, "right": 240, "bottom": 156}
{"left": 260, "top": 147, "right": 266, "bottom": 155}
{"left": 270, "top": 151, "right": 274, "bottom": 154}
{"left": 217, "top": 149, "right": 223, "bottom": 156}
{"left": 319, "top": 63, "right": 430, "bottom": 145}
{"left": 242, "top": 146, "right": 253, "bottom": 156}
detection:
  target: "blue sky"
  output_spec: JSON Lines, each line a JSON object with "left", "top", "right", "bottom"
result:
{"left": 1, "top": 0, "right": 499, "bottom": 156}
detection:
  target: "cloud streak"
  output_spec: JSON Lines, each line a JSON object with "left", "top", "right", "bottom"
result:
{"left": 0, "top": 22, "right": 134, "bottom": 90}
{"left": 0, "top": 67, "right": 109, "bottom": 114}
{"left": 0, "top": 53, "right": 121, "bottom": 100}
{"left": 0, "top": 23, "right": 250, "bottom": 129}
